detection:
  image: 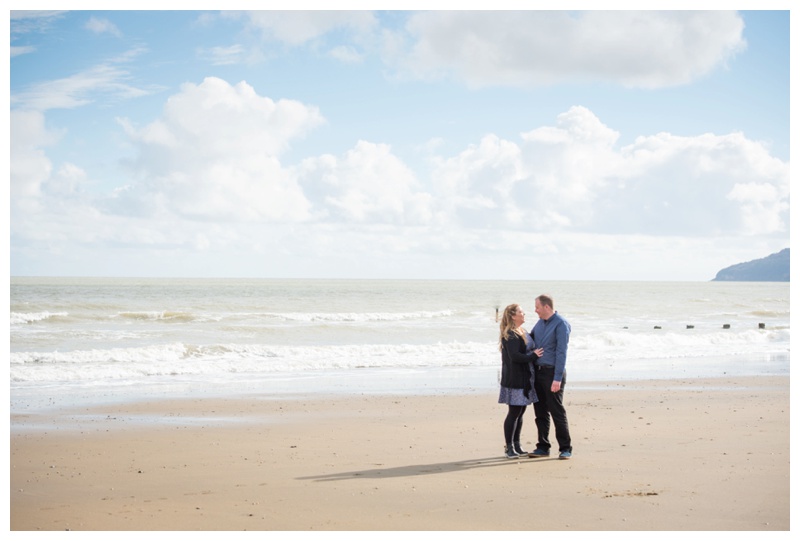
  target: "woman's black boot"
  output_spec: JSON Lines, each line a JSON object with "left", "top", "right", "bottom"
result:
{"left": 504, "top": 443, "right": 520, "bottom": 459}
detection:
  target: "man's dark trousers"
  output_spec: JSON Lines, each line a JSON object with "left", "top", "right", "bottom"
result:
{"left": 532, "top": 365, "right": 572, "bottom": 453}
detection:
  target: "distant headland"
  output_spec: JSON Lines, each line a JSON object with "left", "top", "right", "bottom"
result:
{"left": 712, "top": 248, "right": 789, "bottom": 282}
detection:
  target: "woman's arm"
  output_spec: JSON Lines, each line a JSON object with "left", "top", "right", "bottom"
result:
{"left": 505, "top": 334, "right": 540, "bottom": 363}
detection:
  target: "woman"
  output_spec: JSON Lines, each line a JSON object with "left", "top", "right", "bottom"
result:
{"left": 498, "top": 303, "right": 542, "bottom": 459}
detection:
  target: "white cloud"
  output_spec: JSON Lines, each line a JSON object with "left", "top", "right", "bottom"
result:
{"left": 218, "top": 10, "right": 378, "bottom": 63}
{"left": 604, "top": 131, "right": 790, "bottom": 236}
{"left": 518, "top": 106, "right": 624, "bottom": 227}
{"left": 199, "top": 44, "right": 247, "bottom": 65}
{"left": 46, "top": 163, "right": 88, "bottom": 196}
{"left": 297, "top": 141, "right": 433, "bottom": 224}
{"left": 11, "top": 45, "right": 36, "bottom": 57}
{"left": 85, "top": 16, "right": 122, "bottom": 37}
{"left": 117, "top": 77, "right": 325, "bottom": 222}
{"left": 328, "top": 45, "right": 365, "bottom": 64}
{"left": 123, "top": 77, "right": 325, "bottom": 161}
{"left": 10, "top": 10, "right": 67, "bottom": 36}
{"left": 11, "top": 62, "right": 156, "bottom": 111}
{"left": 10, "top": 110, "right": 58, "bottom": 198}
{"left": 386, "top": 11, "right": 746, "bottom": 88}
{"left": 236, "top": 10, "right": 378, "bottom": 46}
{"left": 727, "top": 182, "right": 787, "bottom": 235}
{"left": 422, "top": 106, "right": 626, "bottom": 232}
{"left": 10, "top": 79, "right": 788, "bottom": 278}
{"left": 423, "top": 106, "right": 788, "bottom": 238}
{"left": 430, "top": 133, "right": 523, "bottom": 228}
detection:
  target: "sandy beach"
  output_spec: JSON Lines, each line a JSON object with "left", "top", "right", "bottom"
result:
{"left": 10, "top": 376, "right": 789, "bottom": 531}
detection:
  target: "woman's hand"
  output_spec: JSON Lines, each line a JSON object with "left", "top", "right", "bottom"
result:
{"left": 534, "top": 348, "right": 544, "bottom": 356}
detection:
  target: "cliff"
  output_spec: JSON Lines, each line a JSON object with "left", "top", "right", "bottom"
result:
{"left": 712, "top": 248, "right": 789, "bottom": 282}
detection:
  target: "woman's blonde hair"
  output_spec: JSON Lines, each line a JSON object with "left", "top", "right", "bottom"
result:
{"left": 499, "top": 303, "right": 525, "bottom": 350}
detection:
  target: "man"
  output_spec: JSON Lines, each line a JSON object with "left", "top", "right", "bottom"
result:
{"left": 529, "top": 294, "right": 573, "bottom": 459}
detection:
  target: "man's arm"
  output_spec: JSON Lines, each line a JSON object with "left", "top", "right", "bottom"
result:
{"left": 552, "top": 319, "right": 570, "bottom": 389}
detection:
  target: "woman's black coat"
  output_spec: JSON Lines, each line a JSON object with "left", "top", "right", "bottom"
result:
{"left": 500, "top": 331, "right": 539, "bottom": 389}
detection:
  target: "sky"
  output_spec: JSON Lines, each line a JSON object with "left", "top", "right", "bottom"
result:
{"left": 6, "top": 4, "right": 795, "bottom": 281}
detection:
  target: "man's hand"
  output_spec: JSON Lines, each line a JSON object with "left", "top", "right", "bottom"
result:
{"left": 551, "top": 380, "right": 562, "bottom": 393}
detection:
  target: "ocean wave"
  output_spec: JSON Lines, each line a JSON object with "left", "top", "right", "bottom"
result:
{"left": 749, "top": 309, "right": 789, "bottom": 318}
{"left": 575, "top": 328, "right": 789, "bottom": 360}
{"left": 9, "top": 324, "right": 791, "bottom": 385}
{"left": 114, "top": 311, "right": 197, "bottom": 322}
{"left": 265, "top": 310, "right": 456, "bottom": 323}
{"left": 9, "top": 340, "right": 496, "bottom": 383}
{"left": 13, "top": 309, "right": 458, "bottom": 326}
{"left": 10, "top": 311, "right": 70, "bottom": 325}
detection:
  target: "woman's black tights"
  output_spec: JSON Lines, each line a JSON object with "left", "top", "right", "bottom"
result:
{"left": 504, "top": 405, "right": 526, "bottom": 444}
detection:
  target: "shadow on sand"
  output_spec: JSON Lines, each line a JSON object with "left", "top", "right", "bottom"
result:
{"left": 297, "top": 455, "right": 557, "bottom": 482}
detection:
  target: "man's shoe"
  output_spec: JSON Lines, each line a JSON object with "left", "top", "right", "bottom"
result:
{"left": 559, "top": 451, "right": 572, "bottom": 460}
{"left": 504, "top": 445, "right": 520, "bottom": 459}
{"left": 528, "top": 449, "right": 550, "bottom": 458}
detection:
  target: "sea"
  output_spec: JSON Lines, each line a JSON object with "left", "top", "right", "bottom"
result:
{"left": 9, "top": 277, "right": 790, "bottom": 413}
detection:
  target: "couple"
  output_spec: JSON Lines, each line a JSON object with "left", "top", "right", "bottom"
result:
{"left": 498, "top": 295, "right": 572, "bottom": 460}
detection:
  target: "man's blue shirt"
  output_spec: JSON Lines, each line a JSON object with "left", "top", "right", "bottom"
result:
{"left": 532, "top": 311, "right": 571, "bottom": 382}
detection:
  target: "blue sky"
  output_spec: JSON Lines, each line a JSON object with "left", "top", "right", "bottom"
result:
{"left": 7, "top": 6, "right": 794, "bottom": 280}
